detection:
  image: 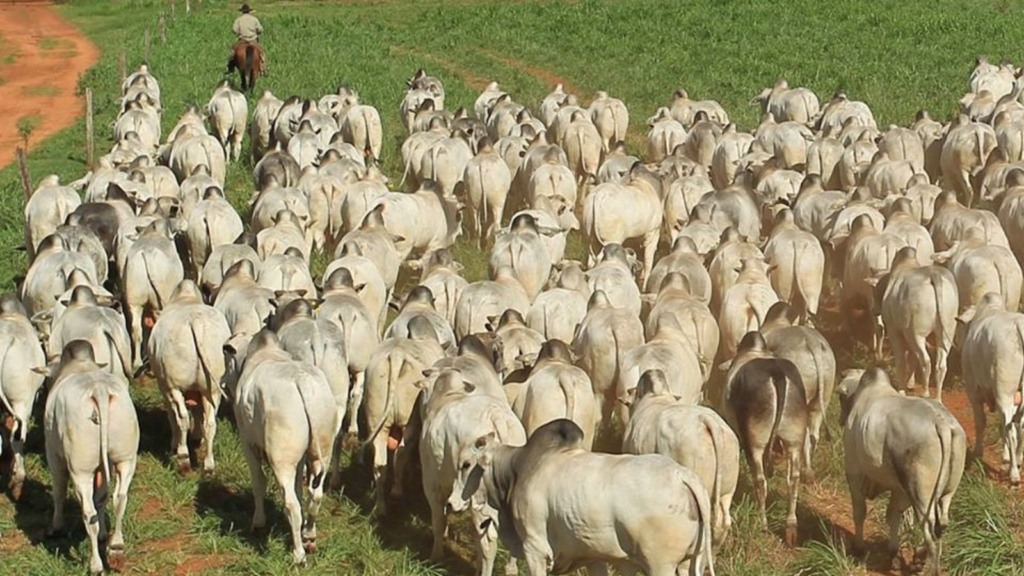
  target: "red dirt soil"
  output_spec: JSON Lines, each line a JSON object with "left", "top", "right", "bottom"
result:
{"left": 0, "top": 4, "right": 99, "bottom": 170}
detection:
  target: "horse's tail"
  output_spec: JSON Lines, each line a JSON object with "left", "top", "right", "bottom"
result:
{"left": 244, "top": 44, "right": 256, "bottom": 77}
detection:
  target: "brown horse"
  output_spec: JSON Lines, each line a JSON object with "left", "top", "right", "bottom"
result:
{"left": 226, "top": 41, "right": 264, "bottom": 93}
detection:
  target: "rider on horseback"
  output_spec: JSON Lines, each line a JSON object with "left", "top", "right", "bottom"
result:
{"left": 230, "top": 3, "right": 266, "bottom": 76}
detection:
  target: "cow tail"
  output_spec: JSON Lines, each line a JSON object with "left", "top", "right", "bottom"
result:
{"left": 0, "top": 336, "right": 23, "bottom": 445}
{"left": 311, "top": 323, "right": 326, "bottom": 369}
{"left": 140, "top": 252, "right": 165, "bottom": 310}
{"left": 1014, "top": 323, "right": 1024, "bottom": 426}
{"left": 92, "top": 387, "right": 113, "bottom": 511}
{"left": 557, "top": 371, "right": 576, "bottom": 420}
{"left": 294, "top": 375, "right": 326, "bottom": 492}
{"left": 686, "top": 467, "right": 717, "bottom": 576}
{"left": 974, "top": 125, "right": 988, "bottom": 176}
{"left": 931, "top": 274, "right": 953, "bottom": 355}
{"left": 576, "top": 129, "right": 591, "bottom": 179}
{"left": 202, "top": 214, "right": 214, "bottom": 266}
{"left": 106, "top": 329, "right": 130, "bottom": 381}
{"left": 189, "top": 321, "right": 215, "bottom": 392}
{"left": 929, "top": 420, "right": 952, "bottom": 541}
{"left": 794, "top": 241, "right": 817, "bottom": 316}
{"left": 361, "top": 108, "right": 374, "bottom": 160}
{"left": 361, "top": 350, "right": 400, "bottom": 448}
{"left": 807, "top": 338, "right": 826, "bottom": 433}
{"left": 609, "top": 106, "right": 621, "bottom": 152}
{"left": 764, "top": 368, "right": 789, "bottom": 479}
{"left": 430, "top": 146, "right": 442, "bottom": 183}
{"left": 703, "top": 413, "right": 723, "bottom": 539}
{"left": 479, "top": 163, "right": 488, "bottom": 234}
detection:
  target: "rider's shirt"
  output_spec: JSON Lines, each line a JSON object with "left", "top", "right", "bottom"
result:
{"left": 232, "top": 13, "right": 263, "bottom": 42}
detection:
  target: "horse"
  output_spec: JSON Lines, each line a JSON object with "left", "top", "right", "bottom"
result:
{"left": 226, "top": 41, "right": 264, "bottom": 93}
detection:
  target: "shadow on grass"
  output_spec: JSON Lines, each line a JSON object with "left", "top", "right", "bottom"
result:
{"left": 194, "top": 476, "right": 276, "bottom": 554}
{"left": 332, "top": 443, "right": 477, "bottom": 576}
{"left": 795, "top": 499, "right": 899, "bottom": 575}
{"left": 10, "top": 474, "right": 85, "bottom": 561}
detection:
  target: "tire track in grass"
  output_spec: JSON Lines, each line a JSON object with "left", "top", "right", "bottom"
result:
{"left": 389, "top": 45, "right": 490, "bottom": 92}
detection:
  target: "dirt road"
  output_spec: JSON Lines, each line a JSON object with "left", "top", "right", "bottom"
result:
{"left": 0, "top": 3, "right": 98, "bottom": 170}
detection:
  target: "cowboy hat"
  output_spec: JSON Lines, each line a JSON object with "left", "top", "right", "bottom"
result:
{"left": 240, "top": 3, "right": 252, "bottom": 13}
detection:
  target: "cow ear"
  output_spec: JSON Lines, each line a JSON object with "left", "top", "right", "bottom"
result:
{"left": 31, "top": 366, "right": 51, "bottom": 376}
{"left": 451, "top": 261, "right": 465, "bottom": 272}
{"left": 463, "top": 382, "right": 476, "bottom": 394}
{"left": 474, "top": 431, "right": 496, "bottom": 449}
{"left": 717, "top": 361, "right": 732, "bottom": 372}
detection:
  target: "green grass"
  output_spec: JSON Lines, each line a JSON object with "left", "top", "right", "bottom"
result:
{"left": 1, "top": 0, "right": 1024, "bottom": 574}
{"left": 37, "top": 37, "right": 59, "bottom": 51}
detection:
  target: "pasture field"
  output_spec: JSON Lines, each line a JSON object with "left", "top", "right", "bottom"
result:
{"left": 2, "top": 0, "right": 1024, "bottom": 574}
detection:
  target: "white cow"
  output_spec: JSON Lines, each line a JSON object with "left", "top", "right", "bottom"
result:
{"left": 763, "top": 208, "right": 824, "bottom": 324}
{"left": 958, "top": 293, "right": 1024, "bottom": 485}
{"left": 0, "top": 296, "right": 46, "bottom": 500}
{"left": 148, "top": 280, "right": 230, "bottom": 473}
{"left": 572, "top": 290, "right": 645, "bottom": 431}
{"left": 362, "top": 316, "right": 445, "bottom": 512}
{"left": 225, "top": 331, "right": 340, "bottom": 565}
{"left": 512, "top": 340, "right": 597, "bottom": 449}
{"left": 121, "top": 219, "right": 184, "bottom": 369}
{"left": 871, "top": 247, "right": 958, "bottom": 399}
{"left": 488, "top": 213, "right": 552, "bottom": 301}
{"left": 415, "top": 368, "right": 526, "bottom": 576}
{"left": 837, "top": 368, "right": 966, "bottom": 576}
{"left": 461, "top": 137, "right": 512, "bottom": 248}
{"left": 41, "top": 341, "right": 139, "bottom": 574}
{"left": 623, "top": 368, "right": 739, "bottom": 545}
{"left": 717, "top": 258, "right": 780, "bottom": 360}
{"left": 449, "top": 419, "right": 716, "bottom": 576}
{"left": 206, "top": 80, "right": 248, "bottom": 162}
{"left": 582, "top": 163, "right": 663, "bottom": 286}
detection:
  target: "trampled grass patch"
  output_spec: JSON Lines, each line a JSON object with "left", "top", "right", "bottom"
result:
{"left": 1, "top": 0, "right": 1024, "bottom": 574}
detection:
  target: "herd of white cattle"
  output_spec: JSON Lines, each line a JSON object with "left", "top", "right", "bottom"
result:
{"left": 9, "top": 56, "right": 1024, "bottom": 575}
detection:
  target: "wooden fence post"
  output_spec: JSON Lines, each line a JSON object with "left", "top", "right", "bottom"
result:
{"left": 159, "top": 13, "right": 166, "bottom": 43}
{"left": 15, "top": 148, "right": 31, "bottom": 202}
{"left": 144, "top": 29, "right": 150, "bottom": 64}
{"left": 185, "top": 0, "right": 190, "bottom": 14}
{"left": 85, "top": 88, "right": 95, "bottom": 170}
{"left": 170, "top": 0, "right": 176, "bottom": 20}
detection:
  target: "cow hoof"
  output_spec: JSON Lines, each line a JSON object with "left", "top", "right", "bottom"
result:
{"left": 784, "top": 523, "right": 798, "bottom": 547}
{"left": 10, "top": 480, "right": 23, "bottom": 501}
{"left": 342, "top": 432, "right": 360, "bottom": 452}
{"left": 176, "top": 457, "right": 192, "bottom": 475}
{"left": 45, "top": 527, "right": 66, "bottom": 540}
{"left": 107, "top": 549, "right": 127, "bottom": 572}
{"left": 890, "top": 556, "right": 903, "bottom": 572}
{"left": 303, "top": 539, "right": 318, "bottom": 555}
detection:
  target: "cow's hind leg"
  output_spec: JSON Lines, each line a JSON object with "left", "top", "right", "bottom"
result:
{"left": 240, "top": 442, "right": 268, "bottom": 531}
{"left": 747, "top": 447, "right": 769, "bottom": 529}
{"left": 301, "top": 459, "right": 324, "bottom": 555}
{"left": 909, "top": 334, "right": 932, "bottom": 396}
{"left": 73, "top": 472, "right": 105, "bottom": 574}
{"left": 108, "top": 457, "right": 137, "bottom": 570}
{"left": 47, "top": 457, "right": 68, "bottom": 536}
{"left": 1005, "top": 405, "right": 1021, "bottom": 486}
{"left": 886, "top": 491, "right": 910, "bottom": 571}
{"left": 167, "top": 389, "right": 191, "bottom": 473}
{"left": 346, "top": 371, "right": 364, "bottom": 437}
{"left": 270, "top": 460, "right": 306, "bottom": 565}
{"left": 201, "top": 393, "right": 219, "bottom": 473}
{"left": 933, "top": 343, "right": 950, "bottom": 401}
{"left": 965, "top": 381, "right": 987, "bottom": 458}
{"left": 784, "top": 441, "right": 802, "bottom": 546}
